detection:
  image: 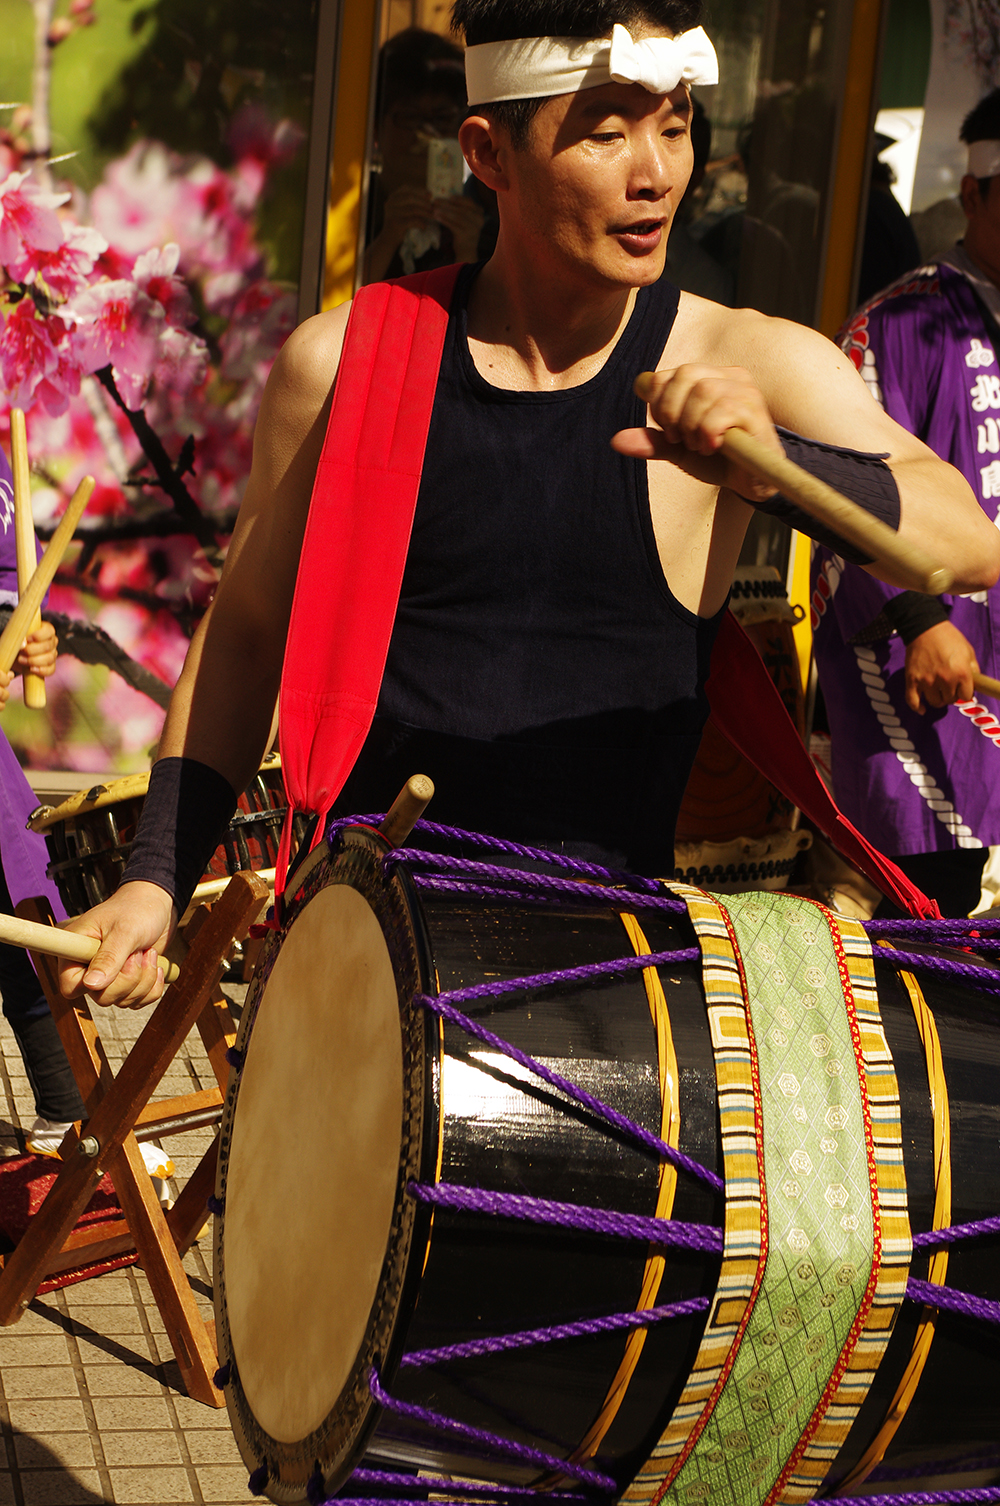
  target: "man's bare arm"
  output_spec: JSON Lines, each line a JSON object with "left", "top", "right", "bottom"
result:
{"left": 56, "top": 302, "right": 352, "bottom": 1006}
{"left": 619, "top": 302, "right": 1000, "bottom": 595}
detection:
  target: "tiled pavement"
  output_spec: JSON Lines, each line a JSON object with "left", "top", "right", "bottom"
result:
{"left": 0, "top": 991, "right": 258, "bottom": 1506}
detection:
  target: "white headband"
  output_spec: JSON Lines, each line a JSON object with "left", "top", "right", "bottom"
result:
{"left": 969, "top": 139, "right": 1000, "bottom": 178}
{"left": 464, "top": 23, "right": 719, "bottom": 105}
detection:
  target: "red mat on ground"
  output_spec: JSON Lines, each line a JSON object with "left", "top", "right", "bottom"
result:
{"left": 0, "top": 1153, "right": 137, "bottom": 1292}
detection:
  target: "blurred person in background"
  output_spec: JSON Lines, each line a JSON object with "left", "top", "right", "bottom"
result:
{"left": 812, "top": 88, "right": 1000, "bottom": 918}
{"left": 663, "top": 94, "right": 733, "bottom": 302}
{"left": 364, "top": 27, "right": 497, "bottom": 282}
{"left": 855, "top": 132, "right": 920, "bottom": 308}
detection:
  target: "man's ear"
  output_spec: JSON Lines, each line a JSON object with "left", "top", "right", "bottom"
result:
{"left": 460, "top": 114, "right": 510, "bottom": 192}
{"left": 961, "top": 171, "right": 983, "bottom": 219}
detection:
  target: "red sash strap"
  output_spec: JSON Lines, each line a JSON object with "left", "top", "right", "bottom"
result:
{"left": 277, "top": 263, "right": 935, "bottom": 920}
{"left": 708, "top": 612, "right": 939, "bottom": 918}
{"left": 276, "top": 264, "right": 462, "bottom": 894}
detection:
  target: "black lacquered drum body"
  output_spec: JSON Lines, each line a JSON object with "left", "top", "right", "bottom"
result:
{"left": 214, "top": 827, "right": 721, "bottom": 1503}
{"left": 214, "top": 827, "right": 1000, "bottom": 1506}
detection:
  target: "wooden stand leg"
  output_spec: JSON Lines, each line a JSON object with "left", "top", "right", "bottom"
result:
{"left": 167, "top": 1138, "right": 219, "bottom": 1257}
{"left": 0, "top": 873, "right": 268, "bottom": 1408}
{"left": 107, "top": 1136, "right": 222, "bottom": 1406}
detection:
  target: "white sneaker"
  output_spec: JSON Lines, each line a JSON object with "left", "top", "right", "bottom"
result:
{"left": 26, "top": 1119, "right": 174, "bottom": 1206}
{"left": 140, "top": 1140, "right": 176, "bottom": 1211}
{"left": 25, "top": 1116, "right": 73, "bottom": 1157}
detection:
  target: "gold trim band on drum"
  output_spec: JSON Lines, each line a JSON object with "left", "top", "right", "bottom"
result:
{"left": 562, "top": 911, "right": 683, "bottom": 1470}
{"left": 833, "top": 945, "right": 952, "bottom": 1496}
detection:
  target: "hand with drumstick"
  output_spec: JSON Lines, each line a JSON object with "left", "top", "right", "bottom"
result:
{"left": 904, "top": 619, "right": 980, "bottom": 713}
{"left": 0, "top": 410, "right": 60, "bottom": 711}
{"left": 0, "top": 622, "right": 59, "bottom": 711}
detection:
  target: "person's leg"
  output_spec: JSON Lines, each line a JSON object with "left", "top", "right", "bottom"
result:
{"left": 874, "top": 847, "right": 989, "bottom": 919}
{"left": 0, "top": 863, "right": 176, "bottom": 1199}
{"left": 0, "top": 863, "right": 84, "bottom": 1123}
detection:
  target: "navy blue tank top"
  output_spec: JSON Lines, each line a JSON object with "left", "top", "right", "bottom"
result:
{"left": 335, "top": 264, "right": 725, "bottom": 872}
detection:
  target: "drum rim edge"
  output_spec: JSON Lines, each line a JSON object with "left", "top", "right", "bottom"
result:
{"left": 213, "top": 825, "right": 434, "bottom": 1504}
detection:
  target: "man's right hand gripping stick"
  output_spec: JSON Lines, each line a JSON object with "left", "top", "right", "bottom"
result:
{"left": 632, "top": 371, "right": 953, "bottom": 597}
{"left": 0, "top": 911, "right": 180, "bottom": 985}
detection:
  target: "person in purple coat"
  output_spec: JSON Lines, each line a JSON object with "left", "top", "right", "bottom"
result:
{"left": 813, "top": 88, "right": 1000, "bottom": 917}
{"left": 0, "top": 454, "right": 175, "bottom": 1194}
{"left": 0, "top": 450, "right": 88, "bottom": 1146}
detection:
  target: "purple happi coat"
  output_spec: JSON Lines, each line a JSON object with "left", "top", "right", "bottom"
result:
{"left": 812, "top": 248, "right": 1000, "bottom": 857}
{"left": 0, "top": 449, "right": 65, "bottom": 920}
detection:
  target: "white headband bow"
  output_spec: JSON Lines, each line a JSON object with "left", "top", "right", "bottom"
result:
{"left": 464, "top": 24, "right": 719, "bottom": 105}
{"left": 969, "top": 139, "right": 1000, "bottom": 178}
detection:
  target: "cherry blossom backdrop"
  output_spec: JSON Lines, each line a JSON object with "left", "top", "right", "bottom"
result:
{"left": 0, "top": 0, "right": 316, "bottom": 773}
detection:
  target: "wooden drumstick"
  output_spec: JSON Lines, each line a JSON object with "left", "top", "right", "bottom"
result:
{"left": 632, "top": 373, "right": 953, "bottom": 597}
{"left": 380, "top": 774, "right": 435, "bottom": 848}
{"left": 0, "top": 475, "right": 93, "bottom": 677}
{"left": 974, "top": 671, "right": 1000, "bottom": 700}
{"left": 10, "top": 410, "right": 45, "bottom": 709}
{"left": 0, "top": 911, "right": 180, "bottom": 984}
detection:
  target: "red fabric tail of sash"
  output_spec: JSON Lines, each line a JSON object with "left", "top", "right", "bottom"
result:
{"left": 276, "top": 265, "right": 461, "bottom": 898}
{"left": 708, "top": 612, "right": 940, "bottom": 919}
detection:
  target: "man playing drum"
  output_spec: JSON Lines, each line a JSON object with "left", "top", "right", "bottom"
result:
{"left": 58, "top": 0, "right": 999, "bottom": 1009}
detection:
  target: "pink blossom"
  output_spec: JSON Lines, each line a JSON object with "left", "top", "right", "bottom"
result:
{"left": 33, "top": 351, "right": 82, "bottom": 417}
{"left": 89, "top": 144, "right": 186, "bottom": 259}
{"left": 63, "top": 279, "right": 164, "bottom": 406}
{"left": 97, "top": 673, "right": 166, "bottom": 755}
{"left": 132, "top": 244, "right": 194, "bottom": 326}
{"left": 0, "top": 301, "right": 63, "bottom": 408}
{"left": 152, "top": 324, "right": 209, "bottom": 392}
{"left": 93, "top": 244, "right": 135, "bottom": 281}
{"left": 0, "top": 171, "right": 69, "bottom": 264}
{"left": 219, "top": 281, "right": 295, "bottom": 380}
{"left": 9, "top": 222, "right": 108, "bottom": 299}
{"left": 98, "top": 600, "right": 188, "bottom": 685}
{"left": 90, "top": 143, "right": 261, "bottom": 313}
{"left": 228, "top": 103, "right": 305, "bottom": 203}
{"left": 228, "top": 103, "right": 304, "bottom": 171}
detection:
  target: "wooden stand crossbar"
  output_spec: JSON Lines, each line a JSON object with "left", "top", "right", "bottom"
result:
{"left": 0, "top": 871, "right": 269, "bottom": 1405}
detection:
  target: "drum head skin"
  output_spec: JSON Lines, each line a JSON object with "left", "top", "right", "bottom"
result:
{"left": 225, "top": 884, "right": 400, "bottom": 1440}
{"left": 216, "top": 830, "right": 428, "bottom": 1503}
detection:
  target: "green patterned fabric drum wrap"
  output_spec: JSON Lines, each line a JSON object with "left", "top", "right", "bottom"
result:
{"left": 624, "top": 889, "right": 911, "bottom": 1506}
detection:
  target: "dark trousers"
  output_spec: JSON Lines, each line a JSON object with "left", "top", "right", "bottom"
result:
{"left": 874, "top": 847, "right": 990, "bottom": 921}
{"left": 0, "top": 865, "right": 84, "bottom": 1123}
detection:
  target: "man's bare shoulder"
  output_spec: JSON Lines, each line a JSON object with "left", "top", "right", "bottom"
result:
{"left": 267, "top": 301, "right": 353, "bottom": 415}
{"left": 666, "top": 292, "right": 829, "bottom": 369}
{"left": 248, "top": 301, "right": 354, "bottom": 486}
{"left": 664, "top": 293, "right": 891, "bottom": 442}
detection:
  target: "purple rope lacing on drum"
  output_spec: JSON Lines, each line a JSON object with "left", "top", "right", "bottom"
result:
{"left": 407, "top": 1181, "right": 722, "bottom": 1254}
{"left": 905, "top": 1278, "right": 1000, "bottom": 1327}
{"left": 342, "top": 1470, "right": 591, "bottom": 1500}
{"left": 867, "top": 916, "right": 1000, "bottom": 938}
{"left": 865, "top": 948, "right": 1000, "bottom": 1000}
{"left": 329, "top": 816, "right": 1000, "bottom": 1001}
{"left": 416, "top": 986, "right": 720, "bottom": 1193}
{"left": 385, "top": 849, "right": 688, "bottom": 916}
{"left": 827, "top": 1491, "right": 1000, "bottom": 1505}
{"left": 404, "top": 1181, "right": 1000, "bottom": 1327}
{"left": 317, "top": 816, "right": 1000, "bottom": 1503}
{"left": 367, "top": 1371, "right": 616, "bottom": 1492}
{"left": 912, "top": 1214, "right": 1000, "bottom": 1249}
{"left": 398, "top": 1295, "right": 712, "bottom": 1369}
{"left": 327, "top": 815, "right": 667, "bottom": 892}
